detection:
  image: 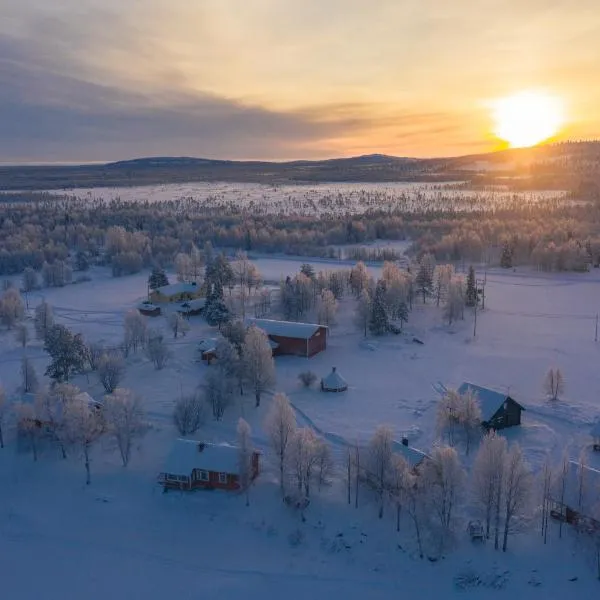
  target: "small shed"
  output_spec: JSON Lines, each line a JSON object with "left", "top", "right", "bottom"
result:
{"left": 246, "top": 318, "right": 327, "bottom": 358}
{"left": 158, "top": 439, "right": 260, "bottom": 491}
{"left": 197, "top": 338, "right": 218, "bottom": 364}
{"left": 321, "top": 367, "right": 348, "bottom": 392}
{"left": 591, "top": 420, "right": 600, "bottom": 451}
{"left": 392, "top": 438, "right": 430, "bottom": 471}
{"left": 457, "top": 382, "right": 525, "bottom": 430}
{"left": 138, "top": 301, "right": 161, "bottom": 317}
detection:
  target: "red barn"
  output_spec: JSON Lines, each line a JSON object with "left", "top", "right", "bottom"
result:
{"left": 158, "top": 439, "right": 260, "bottom": 491}
{"left": 246, "top": 318, "right": 327, "bottom": 358}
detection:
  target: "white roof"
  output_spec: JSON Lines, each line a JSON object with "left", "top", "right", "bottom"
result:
{"left": 156, "top": 282, "right": 199, "bottom": 297}
{"left": 392, "top": 440, "right": 429, "bottom": 468}
{"left": 457, "top": 382, "right": 522, "bottom": 422}
{"left": 321, "top": 367, "right": 347, "bottom": 391}
{"left": 551, "top": 461, "right": 600, "bottom": 515}
{"left": 138, "top": 301, "right": 158, "bottom": 309}
{"left": 163, "top": 439, "right": 241, "bottom": 476}
{"left": 591, "top": 420, "right": 600, "bottom": 438}
{"left": 246, "top": 318, "right": 325, "bottom": 340}
{"left": 180, "top": 298, "right": 206, "bottom": 311}
{"left": 76, "top": 391, "right": 101, "bottom": 407}
{"left": 198, "top": 338, "right": 218, "bottom": 352}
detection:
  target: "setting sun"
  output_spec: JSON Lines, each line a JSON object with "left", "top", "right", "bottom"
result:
{"left": 492, "top": 91, "right": 564, "bottom": 148}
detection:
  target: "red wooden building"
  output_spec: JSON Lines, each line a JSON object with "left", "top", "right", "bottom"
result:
{"left": 246, "top": 318, "right": 327, "bottom": 358}
{"left": 158, "top": 439, "right": 260, "bottom": 491}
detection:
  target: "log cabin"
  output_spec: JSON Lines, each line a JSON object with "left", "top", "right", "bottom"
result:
{"left": 457, "top": 382, "right": 525, "bottom": 430}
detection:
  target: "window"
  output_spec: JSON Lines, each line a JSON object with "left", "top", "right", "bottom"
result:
{"left": 218, "top": 473, "right": 228, "bottom": 484}
{"left": 198, "top": 470, "right": 209, "bottom": 482}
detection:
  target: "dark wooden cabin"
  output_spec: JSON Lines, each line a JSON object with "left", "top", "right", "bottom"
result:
{"left": 457, "top": 382, "right": 525, "bottom": 430}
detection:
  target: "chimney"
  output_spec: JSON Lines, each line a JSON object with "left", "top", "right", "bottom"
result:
{"left": 332, "top": 367, "right": 337, "bottom": 373}
{"left": 197, "top": 443, "right": 205, "bottom": 453}
{"left": 401, "top": 437, "right": 409, "bottom": 447}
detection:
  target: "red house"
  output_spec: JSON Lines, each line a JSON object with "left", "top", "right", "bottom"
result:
{"left": 246, "top": 318, "right": 327, "bottom": 358}
{"left": 158, "top": 439, "right": 260, "bottom": 491}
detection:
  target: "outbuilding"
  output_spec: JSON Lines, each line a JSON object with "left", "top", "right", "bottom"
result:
{"left": 246, "top": 318, "right": 327, "bottom": 358}
{"left": 321, "top": 367, "right": 348, "bottom": 392}
{"left": 177, "top": 298, "right": 206, "bottom": 317}
{"left": 457, "top": 382, "right": 525, "bottom": 430}
{"left": 150, "top": 282, "right": 203, "bottom": 304}
{"left": 158, "top": 439, "right": 260, "bottom": 491}
{"left": 138, "top": 301, "right": 161, "bottom": 317}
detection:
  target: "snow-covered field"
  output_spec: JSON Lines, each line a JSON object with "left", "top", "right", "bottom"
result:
{"left": 31, "top": 181, "right": 568, "bottom": 215}
{"left": 1, "top": 259, "right": 600, "bottom": 599}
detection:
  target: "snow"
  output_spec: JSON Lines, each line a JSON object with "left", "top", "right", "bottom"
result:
{"left": 247, "top": 318, "right": 323, "bottom": 340}
{"left": 391, "top": 439, "right": 429, "bottom": 468}
{"left": 591, "top": 420, "right": 600, "bottom": 438}
{"left": 551, "top": 461, "right": 600, "bottom": 514}
{"left": 457, "top": 382, "right": 518, "bottom": 422}
{"left": 162, "top": 439, "right": 240, "bottom": 476}
{"left": 154, "top": 281, "right": 200, "bottom": 297}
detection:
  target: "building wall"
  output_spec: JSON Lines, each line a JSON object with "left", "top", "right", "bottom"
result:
{"left": 269, "top": 327, "right": 327, "bottom": 358}
{"left": 486, "top": 398, "right": 522, "bottom": 430}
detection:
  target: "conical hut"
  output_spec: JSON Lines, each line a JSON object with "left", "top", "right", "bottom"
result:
{"left": 321, "top": 367, "right": 348, "bottom": 392}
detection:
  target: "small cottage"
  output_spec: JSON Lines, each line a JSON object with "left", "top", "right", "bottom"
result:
{"left": 591, "top": 421, "right": 600, "bottom": 451}
{"left": 246, "top": 318, "right": 327, "bottom": 358}
{"left": 321, "top": 367, "right": 347, "bottom": 392}
{"left": 457, "top": 382, "right": 525, "bottom": 430}
{"left": 158, "top": 439, "right": 260, "bottom": 491}
{"left": 197, "top": 338, "right": 218, "bottom": 364}
{"left": 548, "top": 461, "right": 600, "bottom": 527}
{"left": 393, "top": 438, "right": 430, "bottom": 471}
{"left": 150, "top": 282, "right": 203, "bottom": 304}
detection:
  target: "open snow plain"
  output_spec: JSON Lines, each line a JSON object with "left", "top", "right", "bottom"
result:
{"left": 1, "top": 257, "right": 600, "bottom": 599}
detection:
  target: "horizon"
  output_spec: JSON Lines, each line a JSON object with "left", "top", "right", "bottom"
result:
{"left": 2, "top": 1, "right": 600, "bottom": 163}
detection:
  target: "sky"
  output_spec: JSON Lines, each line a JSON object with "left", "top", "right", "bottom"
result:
{"left": 1, "top": 0, "right": 599, "bottom": 163}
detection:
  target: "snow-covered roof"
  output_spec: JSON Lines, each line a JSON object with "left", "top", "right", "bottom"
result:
{"left": 163, "top": 439, "right": 241, "bottom": 476}
{"left": 75, "top": 391, "right": 101, "bottom": 408}
{"left": 268, "top": 339, "right": 280, "bottom": 350}
{"left": 551, "top": 461, "right": 600, "bottom": 516}
{"left": 155, "top": 282, "right": 199, "bottom": 297}
{"left": 198, "top": 338, "right": 218, "bottom": 353}
{"left": 457, "top": 382, "right": 523, "bottom": 422}
{"left": 392, "top": 440, "right": 429, "bottom": 468}
{"left": 321, "top": 367, "right": 347, "bottom": 391}
{"left": 138, "top": 301, "right": 158, "bottom": 310}
{"left": 246, "top": 318, "right": 325, "bottom": 340}
{"left": 179, "top": 298, "right": 206, "bottom": 311}
{"left": 591, "top": 420, "right": 600, "bottom": 438}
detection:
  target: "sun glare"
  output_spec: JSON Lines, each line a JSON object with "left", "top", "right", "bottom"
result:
{"left": 492, "top": 91, "right": 564, "bottom": 148}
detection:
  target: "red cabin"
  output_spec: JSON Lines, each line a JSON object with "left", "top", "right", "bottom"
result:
{"left": 246, "top": 318, "right": 327, "bottom": 358}
{"left": 158, "top": 439, "right": 260, "bottom": 491}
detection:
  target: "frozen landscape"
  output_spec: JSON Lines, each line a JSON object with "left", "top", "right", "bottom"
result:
{"left": 1, "top": 247, "right": 600, "bottom": 599}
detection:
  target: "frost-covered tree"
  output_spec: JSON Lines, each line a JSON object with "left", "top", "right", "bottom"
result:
{"left": 44, "top": 325, "right": 86, "bottom": 382}
{"left": 0, "top": 287, "right": 25, "bottom": 328}
{"left": 146, "top": 331, "right": 170, "bottom": 370}
{"left": 86, "top": 342, "right": 104, "bottom": 371}
{"left": 368, "top": 425, "right": 394, "bottom": 518}
{"left": 34, "top": 301, "right": 54, "bottom": 340}
{"left": 174, "top": 252, "right": 193, "bottom": 282}
{"left": 544, "top": 368, "right": 564, "bottom": 401}
{"left": 433, "top": 264, "right": 454, "bottom": 307}
{"left": 148, "top": 266, "right": 169, "bottom": 291}
{"left": 63, "top": 395, "right": 104, "bottom": 484}
{"left": 22, "top": 267, "right": 39, "bottom": 292}
{"left": 123, "top": 309, "right": 147, "bottom": 354}
{"left": 500, "top": 241, "right": 513, "bottom": 268}
{"left": 233, "top": 251, "right": 262, "bottom": 319}
{"left": 264, "top": 392, "right": 297, "bottom": 494}
{"left": 354, "top": 289, "right": 371, "bottom": 337}
{"left": 350, "top": 261, "right": 369, "bottom": 298}
{"left": 168, "top": 312, "right": 190, "bottom": 339}
{"left": 103, "top": 388, "right": 146, "bottom": 466}
{"left": 415, "top": 253, "right": 435, "bottom": 303}
{"left": 369, "top": 279, "right": 389, "bottom": 336}
{"left": 465, "top": 265, "right": 478, "bottom": 307}
{"left": 237, "top": 418, "right": 253, "bottom": 506}
{"left": 444, "top": 276, "right": 465, "bottom": 325}
{"left": 390, "top": 454, "right": 411, "bottom": 532}
{"left": 501, "top": 443, "right": 531, "bottom": 552}
{"left": 173, "top": 393, "right": 207, "bottom": 436}
{"left": 317, "top": 289, "right": 338, "bottom": 326}
{"left": 203, "top": 368, "right": 234, "bottom": 420}
{"left": 15, "top": 403, "right": 40, "bottom": 461}
{"left": 459, "top": 387, "right": 482, "bottom": 455}
{"left": 222, "top": 319, "right": 247, "bottom": 354}
{"left": 15, "top": 323, "right": 29, "bottom": 347}
{"left": 436, "top": 389, "right": 462, "bottom": 447}
{"left": 439, "top": 387, "right": 482, "bottom": 454}
{"left": 315, "top": 439, "right": 333, "bottom": 490}
{"left": 288, "top": 427, "right": 320, "bottom": 499}
{"left": 97, "top": 352, "right": 125, "bottom": 393}
{"left": 20, "top": 356, "right": 38, "bottom": 393}
{"left": 242, "top": 325, "right": 276, "bottom": 407}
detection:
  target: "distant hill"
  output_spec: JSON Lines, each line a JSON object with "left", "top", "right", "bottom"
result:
{"left": 1, "top": 142, "right": 599, "bottom": 191}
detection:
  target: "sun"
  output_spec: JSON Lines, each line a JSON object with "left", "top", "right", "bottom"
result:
{"left": 492, "top": 91, "right": 564, "bottom": 148}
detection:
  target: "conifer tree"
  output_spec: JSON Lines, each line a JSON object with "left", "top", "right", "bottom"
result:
{"left": 500, "top": 242, "right": 513, "bottom": 269}
{"left": 465, "top": 265, "right": 478, "bottom": 307}
{"left": 369, "top": 280, "right": 389, "bottom": 336}
{"left": 148, "top": 267, "right": 169, "bottom": 291}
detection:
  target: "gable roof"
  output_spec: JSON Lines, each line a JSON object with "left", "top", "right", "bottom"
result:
{"left": 198, "top": 338, "right": 218, "bottom": 353}
{"left": 457, "top": 382, "right": 524, "bottom": 422}
{"left": 246, "top": 318, "right": 325, "bottom": 340}
{"left": 392, "top": 440, "right": 429, "bottom": 468}
{"left": 321, "top": 367, "right": 347, "bottom": 391}
{"left": 550, "top": 461, "right": 600, "bottom": 516}
{"left": 163, "top": 439, "right": 241, "bottom": 476}
{"left": 591, "top": 420, "right": 600, "bottom": 438}
{"left": 156, "top": 282, "right": 199, "bottom": 297}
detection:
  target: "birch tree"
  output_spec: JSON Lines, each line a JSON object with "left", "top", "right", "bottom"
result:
{"left": 97, "top": 352, "right": 125, "bottom": 394}
{"left": 354, "top": 289, "right": 371, "bottom": 337}
{"left": 502, "top": 443, "right": 531, "bottom": 552}
{"left": 458, "top": 388, "right": 482, "bottom": 455}
{"left": 204, "top": 368, "right": 234, "bottom": 420}
{"left": 544, "top": 368, "right": 564, "bottom": 401}
{"left": 237, "top": 418, "right": 253, "bottom": 506}
{"left": 288, "top": 428, "right": 319, "bottom": 499}
{"left": 368, "top": 425, "right": 394, "bottom": 518}
{"left": 317, "top": 289, "right": 338, "bottom": 325}
{"left": 168, "top": 312, "right": 190, "bottom": 339}
{"left": 35, "top": 384, "right": 79, "bottom": 459}
{"left": 264, "top": 392, "right": 297, "bottom": 494}
{"left": 104, "top": 388, "right": 146, "bottom": 466}
{"left": 173, "top": 393, "right": 207, "bottom": 436}
{"left": 444, "top": 276, "right": 465, "bottom": 325}
{"left": 390, "top": 455, "right": 410, "bottom": 532}
{"left": 34, "top": 300, "right": 54, "bottom": 340}
{"left": 242, "top": 325, "right": 275, "bottom": 407}
{"left": 21, "top": 356, "right": 39, "bottom": 393}
{"left": 123, "top": 309, "right": 147, "bottom": 353}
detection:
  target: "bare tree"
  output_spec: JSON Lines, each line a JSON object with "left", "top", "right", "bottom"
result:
{"left": 242, "top": 325, "right": 276, "bottom": 407}
{"left": 97, "top": 351, "right": 125, "bottom": 393}
{"left": 436, "top": 389, "right": 461, "bottom": 446}
{"left": 35, "top": 384, "right": 79, "bottom": 459}
{"left": 22, "top": 267, "right": 39, "bottom": 292}
{"left": 233, "top": 251, "right": 254, "bottom": 318}
{"left": 264, "top": 392, "right": 297, "bottom": 494}
{"left": 404, "top": 469, "right": 427, "bottom": 558}
{"left": 63, "top": 396, "right": 104, "bottom": 484}
{"left": 124, "top": 309, "right": 147, "bottom": 354}
{"left": 544, "top": 368, "right": 564, "bottom": 401}
{"left": 34, "top": 300, "right": 54, "bottom": 340}
{"left": 173, "top": 393, "right": 207, "bottom": 436}
{"left": 472, "top": 431, "right": 507, "bottom": 540}
{"left": 368, "top": 425, "right": 394, "bottom": 518}
{"left": 15, "top": 323, "right": 29, "bottom": 347}
{"left": 203, "top": 368, "right": 234, "bottom": 420}
{"left": 86, "top": 342, "right": 105, "bottom": 371}
{"left": 1, "top": 288, "right": 25, "bottom": 328}
{"left": 237, "top": 418, "right": 253, "bottom": 506}
{"left": 315, "top": 439, "right": 333, "bottom": 490}
{"left": 298, "top": 371, "right": 317, "bottom": 388}
{"left": 502, "top": 443, "right": 532, "bottom": 552}
{"left": 0, "top": 385, "right": 6, "bottom": 449}
{"left": 146, "top": 332, "right": 170, "bottom": 370}
{"left": 168, "top": 312, "right": 190, "bottom": 339}
{"left": 317, "top": 289, "right": 338, "bottom": 325}
{"left": 390, "top": 454, "right": 410, "bottom": 532}
{"left": 354, "top": 289, "right": 371, "bottom": 337}
{"left": 21, "top": 356, "right": 38, "bottom": 393}
{"left": 458, "top": 388, "right": 482, "bottom": 455}
{"left": 288, "top": 427, "right": 319, "bottom": 499}
{"left": 103, "top": 388, "right": 146, "bottom": 466}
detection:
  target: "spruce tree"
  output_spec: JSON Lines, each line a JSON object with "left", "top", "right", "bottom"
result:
{"left": 465, "top": 265, "right": 477, "bottom": 307}
{"left": 415, "top": 254, "right": 435, "bottom": 303}
{"left": 148, "top": 267, "right": 169, "bottom": 291}
{"left": 369, "top": 280, "right": 389, "bottom": 336}
{"left": 500, "top": 242, "right": 513, "bottom": 269}
{"left": 44, "top": 324, "right": 86, "bottom": 382}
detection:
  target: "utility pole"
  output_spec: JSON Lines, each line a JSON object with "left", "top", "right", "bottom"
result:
{"left": 595, "top": 313, "right": 598, "bottom": 342}
{"left": 473, "top": 295, "right": 478, "bottom": 337}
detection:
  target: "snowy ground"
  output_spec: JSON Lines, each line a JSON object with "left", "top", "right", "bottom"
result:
{"left": 1, "top": 261, "right": 600, "bottom": 598}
